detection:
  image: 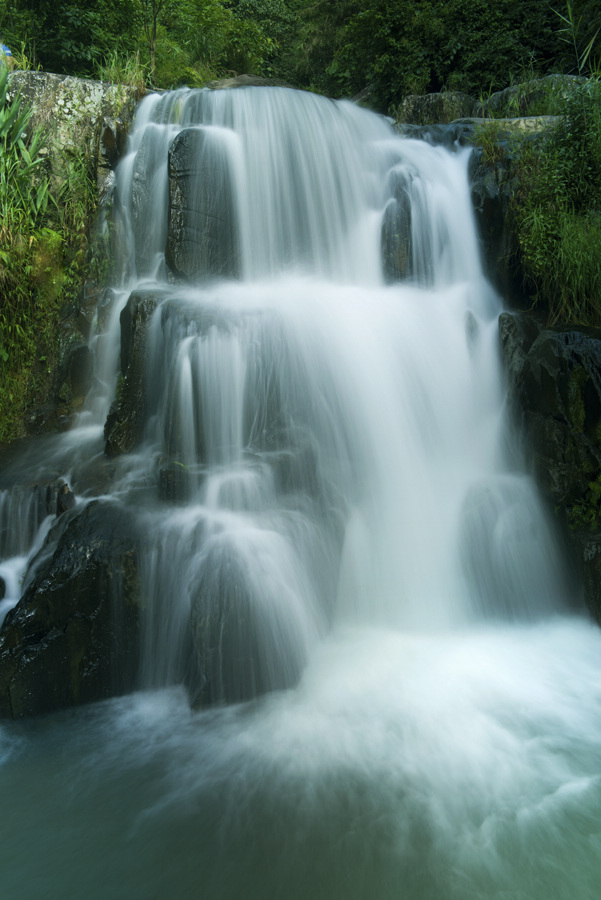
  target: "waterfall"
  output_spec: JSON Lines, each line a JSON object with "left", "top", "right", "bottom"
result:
{"left": 0, "top": 86, "right": 599, "bottom": 900}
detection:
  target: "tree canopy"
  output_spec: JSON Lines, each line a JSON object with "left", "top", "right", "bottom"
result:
{"left": 0, "top": 0, "right": 596, "bottom": 106}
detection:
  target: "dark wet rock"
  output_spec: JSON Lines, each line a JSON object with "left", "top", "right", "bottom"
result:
{"left": 579, "top": 533, "right": 601, "bottom": 625}
{"left": 96, "top": 287, "right": 118, "bottom": 333}
{"left": 0, "top": 578, "right": 5, "bottom": 602}
{"left": 99, "top": 115, "right": 132, "bottom": 175}
{"left": 158, "top": 461, "right": 198, "bottom": 504}
{"left": 469, "top": 148, "right": 530, "bottom": 305}
{"left": 104, "top": 290, "right": 161, "bottom": 457}
{"left": 381, "top": 168, "right": 412, "bottom": 282}
{"left": 267, "top": 444, "right": 320, "bottom": 499}
{"left": 397, "top": 91, "right": 476, "bottom": 126}
{"left": 0, "top": 500, "right": 141, "bottom": 719}
{"left": 205, "top": 74, "right": 296, "bottom": 91}
{"left": 0, "top": 478, "right": 71, "bottom": 558}
{"left": 166, "top": 128, "right": 240, "bottom": 281}
{"left": 395, "top": 121, "right": 477, "bottom": 146}
{"left": 500, "top": 312, "right": 601, "bottom": 507}
{"left": 56, "top": 483, "right": 76, "bottom": 515}
{"left": 187, "top": 537, "right": 308, "bottom": 706}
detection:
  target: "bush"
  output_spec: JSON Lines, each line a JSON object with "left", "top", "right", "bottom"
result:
{"left": 0, "top": 67, "right": 98, "bottom": 441}
{"left": 512, "top": 78, "right": 601, "bottom": 324}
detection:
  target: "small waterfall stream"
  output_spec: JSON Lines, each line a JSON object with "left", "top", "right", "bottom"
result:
{"left": 0, "top": 86, "right": 600, "bottom": 899}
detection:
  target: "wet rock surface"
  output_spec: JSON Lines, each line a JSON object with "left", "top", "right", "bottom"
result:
{"left": 0, "top": 500, "right": 141, "bottom": 718}
{"left": 187, "top": 539, "right": 308, "bottom": 706}
{"left": 500, "top": 313, "right": 601, "bottom": 506}
{"left": 104, "top": 290, "right": 161, "bottom": 456}
{"left": 167, "top": 128, "right": 240, "bottom": 280}
{"left": 500, "top": 311, "right": 601, "bottom": 621}
{"left": 381, "top": 168, "right": 412, "bottom": 283}
{"left": 398, "top": 91, "right": 476, "bottom": 126}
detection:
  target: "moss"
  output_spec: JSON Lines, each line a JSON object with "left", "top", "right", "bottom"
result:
{"left": 567, "top": 366, "right": 587, "bottom": 432}
{"left": 567, "top": 473, "right": 601, "bottom": 531}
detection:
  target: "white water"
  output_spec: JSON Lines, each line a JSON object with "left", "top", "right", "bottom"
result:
{"left": 0, "top": 86, "right": 599, "bottom": 898}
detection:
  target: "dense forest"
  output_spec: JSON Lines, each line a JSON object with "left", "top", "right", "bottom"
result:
{"left": 0, "top": 0, "right": 599, "bottom": 110}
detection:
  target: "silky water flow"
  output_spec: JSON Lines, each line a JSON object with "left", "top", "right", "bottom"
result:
{"left": 0, "top": 87, "right": 600, "bottom": 900}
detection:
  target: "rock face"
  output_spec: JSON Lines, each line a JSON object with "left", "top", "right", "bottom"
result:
{"left": 5, "top": 72, "right": 142, "bottom": 437}
{"left": 104, "top": 290, "right": 161, "bottom": 456}
{"left": 187, "top": 536, "right": 309, "bottom": 706}
{"left": 398, "top": 91, "right": 476, "bottom": 125}
{"left": 500, "top": 313, "right": 601, "bottom": 506}
{"left": 500, "top": 312, "right": 601, "bottom": 621}
{"left": 166, "top": 128, "right": 240, "bottom": 280}
{"left": 7, "top": 71, "right": 141, "bottom": 197}
{"left": 381, "top": 168, "right": 412, "bottom": 282}
{"left": 0, "top": 500, "right": 141, "bottom": 718}
{"left": 469, "top": 148, "right": 526, "bottom": 306}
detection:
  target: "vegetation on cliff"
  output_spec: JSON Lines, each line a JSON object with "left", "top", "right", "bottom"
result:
{"left": 0, "top": 66, "right": 60, "bottom": 441}
{"left": 511, "top": 76, "right": 601, "bottom": 324}
{"left": 0, "top": 68, "right": 99, "bottom": 442}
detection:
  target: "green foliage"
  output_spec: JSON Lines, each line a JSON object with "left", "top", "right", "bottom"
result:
{"left": 472, "top": 120, "right": 513, "bottom": 165}
{"left": 554, "top": 0, "right": 600, "bottom": 75}
{"left": 0, "top": 66, "right": 101, "bottom": 441}
{"left": 306, "top": 0, "right": 562, "bottom": 111}
{"left": 226, "top": 0, "right": 302, "bottom": 80}
{"left": 511, "top": 77, "right": 601, "bottom": 324}
{"left": 0, "top": 66, "right": 61, "bottom": 439}
{"left": 0, "top": 0, "right": 142, "bottom": 77}
{"left": 97, "top": 50, "right": 148, "bottom": 96}
{"left": 568, "top": 474, "right": 601, "bottom": 530}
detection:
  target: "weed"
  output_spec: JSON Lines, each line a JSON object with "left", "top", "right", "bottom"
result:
{"left": 510, "top": 76, "right": 601, "bottom": 324}
{"left": 97, "top": 50, "right": 147, "bottom": 99}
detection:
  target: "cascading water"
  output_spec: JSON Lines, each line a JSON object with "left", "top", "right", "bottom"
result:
{"left": 0, "top": 86, "right": 600, "bottom": 900}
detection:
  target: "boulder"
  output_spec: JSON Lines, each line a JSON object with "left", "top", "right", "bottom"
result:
{"left": 158, "top": 460, "right": 199, "bottom": 504}
{"left": 0, "top": 500, "right": 141, "bottom": 718}
{"left": 104, "top": 290, "right": 161, "bottom": 456}
{"left": 579, "top": 533, "right": 601, "bottom": 624}
{"left": 381, "top": 168, "right": 412, "bottom": 282}
{"left": 397, "top": 91, "right": 476, "bottom": 125}
{"left": 187, "top": 534, "right": 309, "bottom": 706}
{"left": 205, "top": 74, "right": 296, "bottom": 91}
{"left": 500, "top": 313, "right": 601, "bottom": 508}
{"left": 7, "top": 71, "right": 140, "bottom": 197}
{"left": 499, "top": 313, "right": 601, "bottom": 621}
{"left": 469, "top": 147, "right": 528, "bottom": 305}
{"left": 473, "top": 74, "right": 585, "bottom": 118}
{"left": 166, "top": 127, "right": 240, "bottom": 281}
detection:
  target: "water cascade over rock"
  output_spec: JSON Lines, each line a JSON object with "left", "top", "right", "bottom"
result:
{"left": 0, "top": 85, "right": 575, "bottom": 713}
{"left": 0, "top": 86, "right": 600, "bottom": 900}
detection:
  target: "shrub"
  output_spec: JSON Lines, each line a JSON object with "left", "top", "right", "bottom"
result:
{"left": 511, "top": 77, "right": 601, "bottom": 324}
{"left": 0, "top": 67, "right": 94, "bottom": 441}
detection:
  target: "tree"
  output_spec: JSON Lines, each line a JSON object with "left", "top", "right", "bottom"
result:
{"left": 138, "top": 0, "right": 168, "bottom": 81}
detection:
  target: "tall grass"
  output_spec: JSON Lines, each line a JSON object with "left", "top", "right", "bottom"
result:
{"left": 0, "top": 67, "right": 97, "bottom": 441}
{"left": 512, "top": 76, "right": 601, "bottom": 324}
